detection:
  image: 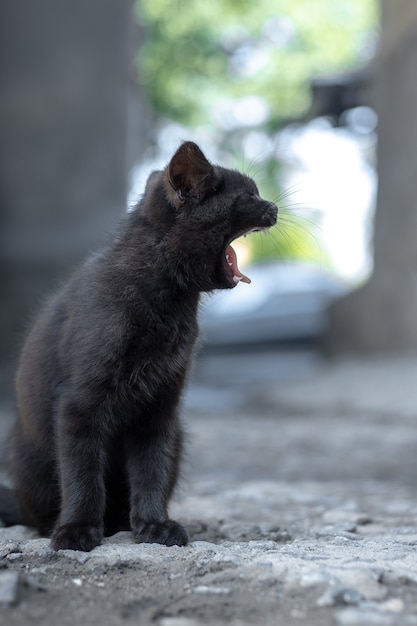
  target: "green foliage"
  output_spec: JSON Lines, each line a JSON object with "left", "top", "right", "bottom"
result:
{"left": 137, "top": 0, "right": 377, "bottom": 126}
{"left": 135, "top": 0, "right": 378, "bottom": 265}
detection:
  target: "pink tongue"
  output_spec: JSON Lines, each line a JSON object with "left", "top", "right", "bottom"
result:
{"left": 225, "top": 244, "right": 251, "bottom": 284}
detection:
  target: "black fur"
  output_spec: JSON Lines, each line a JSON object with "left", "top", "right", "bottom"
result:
{"left": 3, "top": 142, "right": 277, "bottom": 551}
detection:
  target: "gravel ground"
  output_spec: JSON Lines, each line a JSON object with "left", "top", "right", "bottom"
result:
{"left": 1, "top": 351, "right": 417, "bottom": 625}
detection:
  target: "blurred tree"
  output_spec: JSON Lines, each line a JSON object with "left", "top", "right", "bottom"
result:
{"left": 137, "top": 0, "right": 376, "bottom": 127}
{"left": 324, "top": 0, "right": 417, "bottom": 353}
{"left": 136, "top": 0, "right": 377, "bottom": 265}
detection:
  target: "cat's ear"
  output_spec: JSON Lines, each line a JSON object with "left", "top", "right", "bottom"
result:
{"left": 166, "top": 142, "right": 214, "bottom": 207}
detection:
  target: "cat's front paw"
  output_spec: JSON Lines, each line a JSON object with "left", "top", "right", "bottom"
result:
{"left": 133, "top": 520, "right": 188, "bottom": 547}
{"left": 50, "top": 524, "right": 103, "bottom": 552}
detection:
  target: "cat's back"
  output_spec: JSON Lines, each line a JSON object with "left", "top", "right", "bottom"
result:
{"left": 15, "top": 284, "right": 69, "bottom": 435}
{"left": 15, "top": 252, "right": 107, "bottom": 427}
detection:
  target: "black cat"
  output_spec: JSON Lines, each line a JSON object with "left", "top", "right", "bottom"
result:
{"left": 1, "top": 141, "right": 277, "bottom": 551}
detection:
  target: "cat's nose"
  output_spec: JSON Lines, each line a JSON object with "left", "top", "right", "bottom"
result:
{"left": 265, "top": 201, "right": 278, "bottom": 226}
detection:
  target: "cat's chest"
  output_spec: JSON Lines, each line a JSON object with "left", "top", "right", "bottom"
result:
{"left": 130, "top": 300, "right": 199, "bottom": 355}
{"left": 130, "top": 316, "right": 197, "bottom": 371}
{"left": 115, "top": 303, "right": 199, "bottom": 401}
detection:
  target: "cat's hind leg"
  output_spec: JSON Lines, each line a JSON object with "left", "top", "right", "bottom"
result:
{"left": 10, "top": 429, "right": 60, "bottom": 535}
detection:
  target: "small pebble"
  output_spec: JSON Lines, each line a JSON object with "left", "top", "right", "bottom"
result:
{"left": 61, "top": 550, "right": 91, "bottom": 564}
{"left": 193, "top": 585, "right": 231, "bottom": 595}
{"left": 159, "top": 618, "right": 201, "bottom": 626}
{"left": 380, "top": 598, "right": 404, "bottom": 613}
{"left": 0, "top": 571, "right": 21, "bottom": 605}
{"left": 317, "top": 586, "right": 363, "bottom": 607}
{"left": 335, "top": 607, "right": 411, "bottom": 626}
{"left": 6, "top": 553, "right": 23, "bottom": 561}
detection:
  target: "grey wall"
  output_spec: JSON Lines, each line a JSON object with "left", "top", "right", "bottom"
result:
{"left": 324, "top": 0, "right": 417, "bottom": 354}
{"left": 0, "top": 0, "right": 151, "bottom": 398}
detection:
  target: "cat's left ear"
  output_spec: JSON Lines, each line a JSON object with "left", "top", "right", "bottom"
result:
{"left": 166, "top": 142, "right": 214, "bottom": 207}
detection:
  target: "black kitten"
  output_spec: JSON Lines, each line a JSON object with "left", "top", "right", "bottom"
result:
{"left": 3, "top": 142, "right": 277, "bottom": 551}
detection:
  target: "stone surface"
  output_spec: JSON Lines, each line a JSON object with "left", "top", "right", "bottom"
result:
{"left": 1, "top": 353, "right": 417, "bottom": 625}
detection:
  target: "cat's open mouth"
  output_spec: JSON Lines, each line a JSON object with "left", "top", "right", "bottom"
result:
{"left": 223, "top": 228, "right": 270, "bottom": 287}
{"left": 224, "top": 244, "right": 251, "bottom": 285}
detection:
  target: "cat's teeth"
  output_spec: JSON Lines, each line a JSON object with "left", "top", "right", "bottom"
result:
{"left": 233, "top": 276, "right": 242, "bottom": 283}
{"left": 243, "top": 227, "right": 269, "bottom": 237}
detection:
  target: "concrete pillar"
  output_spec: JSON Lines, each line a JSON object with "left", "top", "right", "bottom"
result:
{"left": 324, "top": 0, "right": 417, "bottom": 354}
{"left": 0, "top": 0, "right": 150, "bottom": 397}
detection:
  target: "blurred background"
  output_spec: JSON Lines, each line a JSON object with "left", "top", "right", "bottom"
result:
{"left": 1, "top": 0, "right": 417, "bottom": 414}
